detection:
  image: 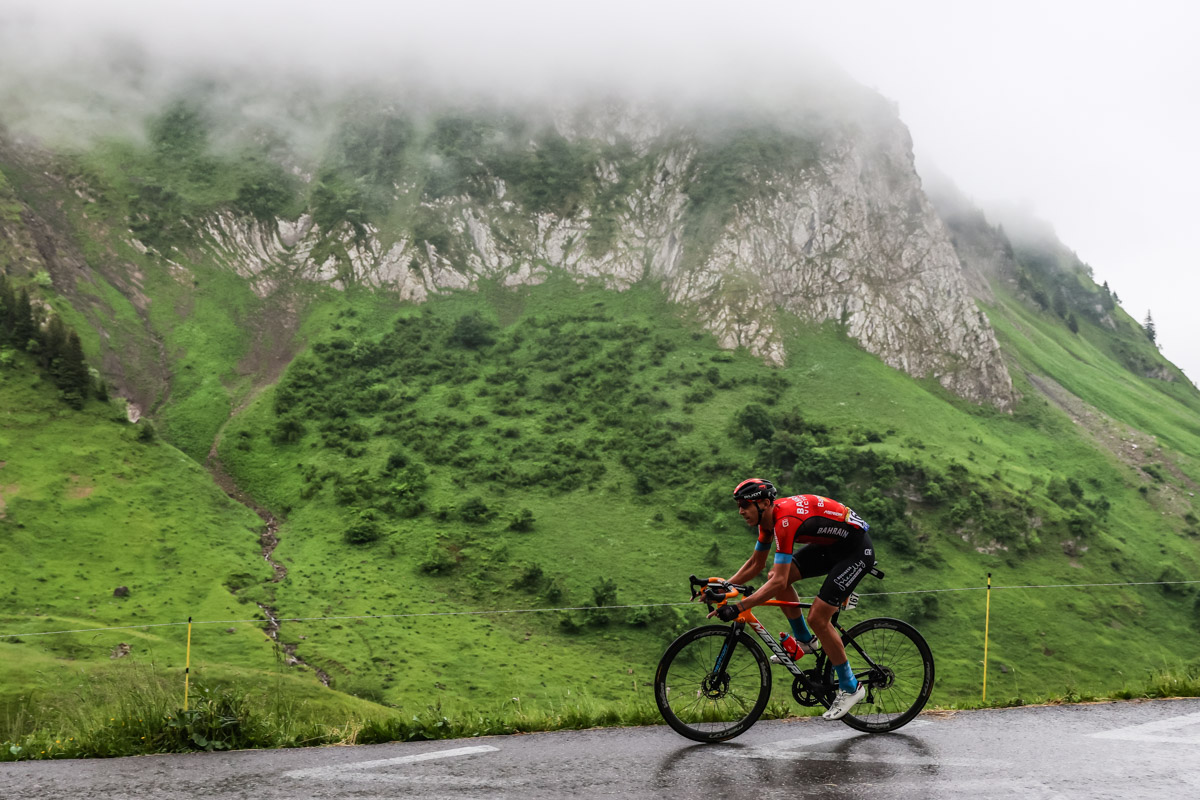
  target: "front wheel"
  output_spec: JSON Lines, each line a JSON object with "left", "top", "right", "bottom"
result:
{"left": 654, "top": 624, "right": 772, "bottom": 742}
{"left": 824, "top": 617, "right": 935, "bottom": 733}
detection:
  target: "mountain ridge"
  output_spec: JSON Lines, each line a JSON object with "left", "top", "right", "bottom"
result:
{"left": 11, "top": 94, "right": 1021, "bottom": 410}
{"left": 3, "top": 81, "right": 1199, "bottom": 740}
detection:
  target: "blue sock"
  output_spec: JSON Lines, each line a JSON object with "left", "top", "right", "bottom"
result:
{"left": 789, "top": 615, "right": 815, "bottom": 644}
{"left": 833, "top": 660, "right": 858, "bottom": 693}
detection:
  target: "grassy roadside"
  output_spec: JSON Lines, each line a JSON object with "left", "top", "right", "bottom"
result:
{"left": 4, "top": 661, "right": 1197, "bottom": 762}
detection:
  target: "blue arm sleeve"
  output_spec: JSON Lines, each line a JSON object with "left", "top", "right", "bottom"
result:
{"left": 773, "top": 553, "right": 794, "bottom": 564}
{"left": 754, "top": 540, "right": 770, "bottom": 552}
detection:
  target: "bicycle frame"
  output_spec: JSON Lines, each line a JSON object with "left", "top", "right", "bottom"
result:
{"left": 725, "top": 602, "right": 814, "bottom": 677}
{"left": 703, "top": 585, "right": 884, "bottom": 686}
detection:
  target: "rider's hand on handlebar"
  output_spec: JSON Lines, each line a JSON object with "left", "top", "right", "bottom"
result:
{"left": 709, "top": 603, "right": 741, "bottom": 621}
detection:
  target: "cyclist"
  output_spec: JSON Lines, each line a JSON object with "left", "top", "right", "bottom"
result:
{"left": 709, "top": 478, "right": 875, "bottom": 720}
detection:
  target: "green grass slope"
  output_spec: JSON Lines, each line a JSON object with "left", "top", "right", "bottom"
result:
{"left": 0, "top": 356, "right": 294, "bottom": 728}
{"left": 210, "top": 277, "right": 1200, "bottom": 716}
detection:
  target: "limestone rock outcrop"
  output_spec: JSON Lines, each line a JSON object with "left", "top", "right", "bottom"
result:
{"left": 182, "top": 100, "right": 1016, "bottom": 409}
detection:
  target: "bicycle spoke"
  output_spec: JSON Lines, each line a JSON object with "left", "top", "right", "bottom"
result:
{"left": 655, "top": 625, "right": 772, "bottom": 742}
{"left": 833, "top": 619, "right": 934, "bottom": 732}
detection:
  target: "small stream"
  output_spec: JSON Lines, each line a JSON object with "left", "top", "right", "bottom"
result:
{"left": 205, "top": 443, "right": 331, "bottom": 687}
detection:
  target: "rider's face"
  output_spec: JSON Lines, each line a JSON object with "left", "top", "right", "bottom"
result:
{"left": 737, "top": 499, "right": 761, "bottom": 526}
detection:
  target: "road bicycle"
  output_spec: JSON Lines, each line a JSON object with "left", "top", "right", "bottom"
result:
{"left": 653, "top": 571, "right": 934, "bottom": 742}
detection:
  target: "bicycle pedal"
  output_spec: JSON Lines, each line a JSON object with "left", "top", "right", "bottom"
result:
{"left": 840, "top": 592, "right": 859, "bottom": 611}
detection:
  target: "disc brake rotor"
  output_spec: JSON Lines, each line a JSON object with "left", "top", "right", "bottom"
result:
{"left": 700, "top": 671, "right": 730, "bottom": 699}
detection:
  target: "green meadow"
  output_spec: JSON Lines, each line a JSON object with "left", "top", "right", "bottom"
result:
{"left": 212, "top": 276, "right": 1200, "bottom": 714}
{"left": 2, "top": 101, "right": 1200, "bottom": 760}
{"left": 5, "top": 271, "right": 1200, "bottom": 759}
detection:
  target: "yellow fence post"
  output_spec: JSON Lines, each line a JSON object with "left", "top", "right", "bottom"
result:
{"left": 982, "top": 573, "right": 991, "bottom": 704}
{"left": 184, "top": 617, "right": 193, "bottom": 712}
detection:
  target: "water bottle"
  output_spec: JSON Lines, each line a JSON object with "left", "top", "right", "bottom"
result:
{"left": 779, "top": 632, "right": 804, "bottom": 661}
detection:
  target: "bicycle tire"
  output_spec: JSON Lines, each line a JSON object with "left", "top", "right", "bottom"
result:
{"left": 654, "top": 624, "right": 772, "bottom": 743}
{"left": 822, "top": 617, "right": 934, "bottom": 733}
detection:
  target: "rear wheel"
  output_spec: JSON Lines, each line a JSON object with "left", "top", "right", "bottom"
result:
{"left": 654, "top": 624, "right": 772, "bottom": 742}
{"left": 823, "top": 617, "right": 934, "bottom": 732}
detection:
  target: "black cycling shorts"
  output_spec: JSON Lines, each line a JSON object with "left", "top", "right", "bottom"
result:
{"left": 790, "top": 530, "right": 875, "bottom": 607}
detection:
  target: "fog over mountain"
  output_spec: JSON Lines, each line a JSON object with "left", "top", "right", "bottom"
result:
{"left": 3, "top": 0, "right": 1196, "bottom": 379}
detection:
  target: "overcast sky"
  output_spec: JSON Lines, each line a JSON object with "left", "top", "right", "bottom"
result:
{"left": 3, "top": 0, "right": 1197, "bottom": 381}
{"left": 800, "top": 2, "right": 1200, "bottom": 384}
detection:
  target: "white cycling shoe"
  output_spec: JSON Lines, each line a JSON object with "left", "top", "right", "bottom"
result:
{"left": 822, "top": 683, "right": 867, "bottom": 720}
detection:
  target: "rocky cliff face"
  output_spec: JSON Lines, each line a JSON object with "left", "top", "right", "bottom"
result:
{"left": 2, "top": 92, "right": 1017, "bottom": 411}
{"left": 189, "top": 98, "right": 1015, "bottom": 410}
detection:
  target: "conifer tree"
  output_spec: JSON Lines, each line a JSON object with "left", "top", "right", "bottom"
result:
{"left": 0, "top": 274, "right": 15, "bottom": 343}
{"left": 58, "top": 330, "right": 90, "bottom": 408}
{"left": 42, "top": 314, "right": 67, "bottom": 370}
{"left": 1143, "top": 310, "right": 1157, "bottom": 344}
{"left": 12, "top": 288, "right": 36, "bottom": 349}
{"left": 1100, "top": 281, "right": 1115, "bottom": 311}
{"left": 1052, "top": 287, "right": 1068, "bottom": 319}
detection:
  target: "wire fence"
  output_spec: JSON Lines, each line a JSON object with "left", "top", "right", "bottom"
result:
{"left": 4, "top": 578, "right": 1199, "bottom": 640}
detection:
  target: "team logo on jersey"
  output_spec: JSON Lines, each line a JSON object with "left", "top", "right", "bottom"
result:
{"left": 781, "top": 519, "right": 789, "bottom": 527}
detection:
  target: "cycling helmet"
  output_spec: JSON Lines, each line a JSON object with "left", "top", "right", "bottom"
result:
{"left": 732, "top": 478, "right": 777, "bottom": 504}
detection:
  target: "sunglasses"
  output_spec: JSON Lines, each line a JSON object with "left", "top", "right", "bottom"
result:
{"left": 736, "top": 498, "right": 753, "bottom": 509}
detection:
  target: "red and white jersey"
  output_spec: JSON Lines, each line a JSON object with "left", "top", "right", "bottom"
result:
{"left": 755, "top": 494, "right": 869, "bottom": 563}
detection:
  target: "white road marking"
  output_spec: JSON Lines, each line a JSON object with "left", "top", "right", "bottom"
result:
{"left": 284, "top": 744, "right": 501, "bottom": 783}
{"left": 1090, "top": 711, "right": 1200, "bottom": 744}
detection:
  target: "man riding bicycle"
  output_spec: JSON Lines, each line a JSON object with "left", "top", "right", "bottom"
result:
{"left": 709, "top": 478, "right": 875, "bottom": 720}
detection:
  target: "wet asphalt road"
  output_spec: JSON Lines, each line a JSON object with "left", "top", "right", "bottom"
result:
{"left": 2, "top": 698, "right": 1198, "bottom": 799}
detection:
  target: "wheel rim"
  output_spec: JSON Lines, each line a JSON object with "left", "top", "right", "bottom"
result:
{"left": 660, "top": 630, "right": 767, "bottom": 738}
{"left": 835, "top": 624, "right": 931, "bottom": 728}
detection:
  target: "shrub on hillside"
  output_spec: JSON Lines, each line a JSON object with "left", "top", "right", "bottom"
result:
{"left": 506, "top": 508, "right": 535, "bottom": 532}
{"left": 592, "top": 577, "right": 618, "bottom": 607}
{"left": 900, "top": 592, "right": 941, "bottom": 623}
{"left": 734, "top": 403, "right": 774, "bottom": 443}
{"left": 458, "top": 496, "right": 495, "bottom": 523}
{"left": 334, "top": 484, "right": 358, "bottom": 506}
{"left": 448, "top": 313, "right": 496, "bottom": 349}
{"left": 135, "top": 421, "right": 156, "bottom": 443}
{"left": 541, "top": 575, "right": 568, "bottom": 604}
{"left": 1158, "top": 563, "right": 1197, "bottom": 597}
{"left": 1066, "top": 510, "right": 1096, "bottom": 539}
{"left": 418, "top": 544, "right": 456, "bottom": 574}
{"left": 271, "top": 417, "right": 305, "bottom": 444}
{"left": 510, "top": 562, "right": 544, "bottom": 591}
{"left": 344, "top": 517, "right": 382, "bottom": 545}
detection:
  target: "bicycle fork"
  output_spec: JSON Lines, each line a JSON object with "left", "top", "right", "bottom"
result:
{"left": 711, "top": 622, "right": 745, "bottom": 674}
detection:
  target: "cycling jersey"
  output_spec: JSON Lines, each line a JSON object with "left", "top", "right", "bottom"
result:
{"left": 754, "top": 494, "right": 870, "bottom": 565}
